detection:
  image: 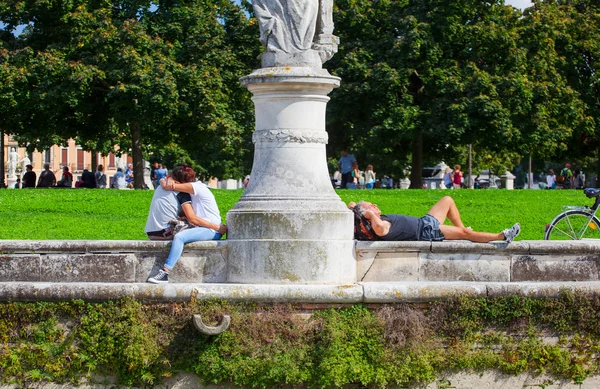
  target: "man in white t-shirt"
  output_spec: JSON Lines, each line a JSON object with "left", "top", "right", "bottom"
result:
{"left": 144, "top": 186, "right": 191, "bottom": 240}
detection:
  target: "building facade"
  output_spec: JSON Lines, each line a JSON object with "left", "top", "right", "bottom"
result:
{"left": 2, "top": 134, "right": 132, "bottom": 188}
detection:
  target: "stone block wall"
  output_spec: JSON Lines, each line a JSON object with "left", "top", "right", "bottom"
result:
{"left": 0, "top": 240, "right": 227, "bottom": 284}
{"left": 356, "top": 240, "right": 600, "bottom": 282}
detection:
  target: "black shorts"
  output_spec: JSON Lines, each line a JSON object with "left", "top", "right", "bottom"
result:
{"left": 419, "top": 214, "right": 445, "bottom": 241}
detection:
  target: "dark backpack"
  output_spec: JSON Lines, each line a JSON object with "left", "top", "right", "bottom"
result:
{"left": 351, "top": 207, "right": 378, "bottom": 241}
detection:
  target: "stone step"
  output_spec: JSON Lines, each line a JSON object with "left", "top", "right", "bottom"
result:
{"left": 2, "top": 281, "right": 600, "bottom": 303}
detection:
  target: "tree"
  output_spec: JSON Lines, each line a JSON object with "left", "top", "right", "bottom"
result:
{"left": 327, "top": 0, "right": 585, "bottom": 186}
{"left": 0, "top": 0, "right": 259, "bottom": 187}
{"left": 523, "top": 0, "right": 600, "bottom": 175}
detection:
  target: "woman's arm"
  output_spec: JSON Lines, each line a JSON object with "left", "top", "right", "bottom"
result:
{"left": 364, "top": 211, "right": 390, "bottom": 237}
{"left": 181, "top": 203, "right": 227, "bottom": 234}
{"left": 161, "top": 178, "right": 195, "bottom": 194}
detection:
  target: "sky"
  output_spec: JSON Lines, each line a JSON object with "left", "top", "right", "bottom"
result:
{"left": 505, "top": 0, "right": 534, "bottom": 10}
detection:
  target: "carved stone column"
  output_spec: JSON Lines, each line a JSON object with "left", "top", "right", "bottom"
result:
{"left": 226, "top": 67, "right": 355, "bottom": 284}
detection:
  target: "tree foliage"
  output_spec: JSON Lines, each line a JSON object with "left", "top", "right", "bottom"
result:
{"left": 3, "top": 0, "right": 600, "bottom": 185}
{"left": 326, "top": 0, "right": 591, "bottom": 185}
{"left": 0, "top": 0, "right": 259, "bottom": 186}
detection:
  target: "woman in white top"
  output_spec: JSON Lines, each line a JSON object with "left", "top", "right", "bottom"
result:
{"left": 546, "top": 169, "right": 556, "bottom": 189}
{"left": 364, "top": 164, "right": 376, "bottom": 190}
{"left": 148, "top": 164, "right": 227, "bottom": 284}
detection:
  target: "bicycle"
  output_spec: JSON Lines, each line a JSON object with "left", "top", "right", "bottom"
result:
{"left": 544, "top": 188, "right": 600, "bottom": 240}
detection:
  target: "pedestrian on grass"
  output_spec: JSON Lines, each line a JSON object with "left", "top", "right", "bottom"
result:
{"left": 56, "top": 166, "right": 73, "bottom": 188}
{"left": 338, "top": 148, "right": 357, "bottom": 189}
{"left": 95, "top": 165, "right": 107, "bottom": 188}
{"left": 22, "top": 164, "right": 36, "bottom": 188}
{"left": 112, "top": 168, "right": 127, "bottom": 189}
{"left": 546, "top": 169, "right": 556, "bottom": 189}
{"left": 365, "top": 165, "right": 376, "bottom": 190}
{"left": 452, "top": 164, "right": 463, "bottom": 189}
{"left": 37, "top": 164, "right": 56, "bottom": 188}
{"left": 443, "top": 167, "right": 453, "bottom": 189}
{"left": 125, "top": 163, "right": 134, "bottom": 188}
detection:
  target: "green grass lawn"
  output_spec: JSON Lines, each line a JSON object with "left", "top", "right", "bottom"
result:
{"left": 0, "top": 188, "right": 592, "bottom": 240}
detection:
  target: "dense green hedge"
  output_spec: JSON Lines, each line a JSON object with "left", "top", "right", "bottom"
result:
{"left": 2, "top": 292, "right": 600, "bottom": 386}
{"left": 0, "top": 188, "right": 591, "bottom": 240}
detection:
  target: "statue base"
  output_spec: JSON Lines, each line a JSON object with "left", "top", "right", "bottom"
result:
{"left": 227, "top": 67, "right": 355, "bottom": 284}
{"left": 6, "top": 176, "right": 17, "bottom": 189}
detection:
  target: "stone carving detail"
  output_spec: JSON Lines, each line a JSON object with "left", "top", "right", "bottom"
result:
{"left": 253, "top": 129, "right": 328, "bottom": 144}
{"left": 193, "top": 314, "right": 230, "bottom": 335}
{"left": 253, "top": 0, "right": 339, "bottom": 67}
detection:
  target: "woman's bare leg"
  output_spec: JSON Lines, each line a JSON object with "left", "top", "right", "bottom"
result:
{"left": 439, "top": 225, "right": 504, "bottom": 242}
{"left": 427, "top": 196, "right": 465, "bottom": 228}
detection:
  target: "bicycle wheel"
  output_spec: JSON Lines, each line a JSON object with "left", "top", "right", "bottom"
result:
{"left": 545, "top": 210, "right": 600, "bottom": 240}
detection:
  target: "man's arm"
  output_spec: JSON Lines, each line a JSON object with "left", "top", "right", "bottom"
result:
{"left": 363, "top": 211, "right": 390, "bottom": 237}
{"left": 180, "top": 203, "right": 227, "bottom": 234}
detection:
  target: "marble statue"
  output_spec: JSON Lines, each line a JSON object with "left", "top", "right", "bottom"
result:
{"left": 253, "top": 0, "right": 338, "bottom": 67}
{"left": 115, "top": 156, "right": 126, "bottom": 172}
{"left": 18, "top": 155, "right": 31, "bottom": 174}
{"left": 7, "top": 147, "right": 19, "bottom": 178}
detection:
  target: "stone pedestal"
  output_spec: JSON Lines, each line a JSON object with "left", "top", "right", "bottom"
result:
{"left": 226, "top": 67, "right": 355, "bottom": 284}
{"left": 6, "top": 176, "right": 17, "bottom": 189}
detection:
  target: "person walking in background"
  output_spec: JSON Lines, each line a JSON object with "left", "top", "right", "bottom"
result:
{"left": 443, "top": 167, "right": 453, "bottom": 189}
{"left": 573, "top": 169, "right": 584, "bottom": 189}
{"left": 155, "top": 163, "right": 167, "bottom": 183}
{"left": 56, "top": 166, "right": 73, "bottom": 188}
{"left": 150, "top": 162, "right": 159, "bottom": 189}
{"left": 546, "top": 169, "right": 556, "bottom": 189}
{"left": 14, "top": 178, "right": 20, "bottom": 189}
{"left": 452, "top": 164, "right": 463, "bottom": 189}
{"left": 21, "top": 164, "right": 36, "bottom": 188}
{"left": 560, "top": 163, "right": 573, "bottom": 189}
{"left": 125, "top": 163, "right": 134, "bottom": 188}
{"left": 112, "top": 167, "right": 126, "bottom": 189}
{"left": 365, "top": 165, "right": 376, "bottom": 190}
{"left": 37, "top": 164, "right": 56, "bottom": 188}
{"left": 338, "top": 148, "right": 356, "bottom": 189}
{"left": 347, "top": 161, "right": 360, "bottom": 189}
{"left": 147, "top": 164, "right": 227, "bottom": 284}
{"left": 95, "top": 165, "right": 107, "bottom": 188}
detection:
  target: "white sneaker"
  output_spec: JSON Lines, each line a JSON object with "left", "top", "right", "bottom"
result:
{"left": 503, "top": 223, "right": 521, "bottom": 243}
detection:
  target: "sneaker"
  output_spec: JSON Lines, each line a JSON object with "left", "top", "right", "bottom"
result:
{"left": 503, "top": 223, "right": 521, "bottom": 243}
{"left": 148, "top": 269, "right": 169, "bottom": 284}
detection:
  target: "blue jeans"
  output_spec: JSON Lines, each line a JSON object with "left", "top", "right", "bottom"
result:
{"left": 164, "top": 227, "right": 222, "bottom": 270}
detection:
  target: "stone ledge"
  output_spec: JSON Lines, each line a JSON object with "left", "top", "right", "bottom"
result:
{"left": 0, "top": 282, "right": 363, "bottom": 303}
{"left": 0, "top": 240, "right": 226, "bottom": 254}
{"left": 361, "top": 281, "right": 600, "bottom": 302}
{"left": 356, "top": 239, "right": 600, "bottom": 254}
{"left": 2, "top": 281, "right": 600, "bottom": 303}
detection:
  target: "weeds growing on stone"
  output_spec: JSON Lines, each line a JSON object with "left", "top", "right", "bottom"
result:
{"left": 3, "top": 291, "right": 600, "bottom": 386}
